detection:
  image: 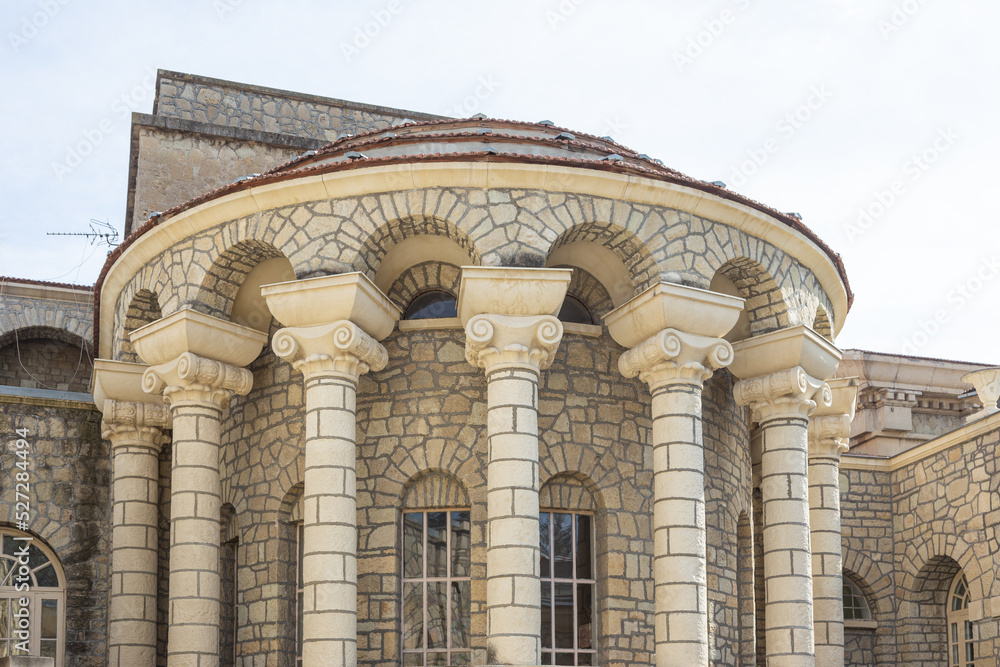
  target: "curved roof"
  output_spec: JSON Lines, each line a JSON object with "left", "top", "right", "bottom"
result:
{"left": 94, "top": 117, "right": 853, "bottom": 350}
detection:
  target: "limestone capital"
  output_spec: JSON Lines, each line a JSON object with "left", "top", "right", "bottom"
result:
{"left": 807, "top": 413, "right": 851, "bottom": 459}
{"left": 142, "top": 352, "right": 253, "bottom": 409}
{"left": 101, "top": 399, "right": 171, "bottom": 449}
{"left": 272, "top": 320, "right": 388, "bottom": 382}
{"left": 619, "top": 328, "right": 733, "bottom": 389}
{"left": 963, "top": 367, "right": 1000, "bottom": 417}
{"left": 464, "top": 313, "right": 563, "bottom": 374}
{"left": 733, "top": 366, "right": 832, "bottom": 422}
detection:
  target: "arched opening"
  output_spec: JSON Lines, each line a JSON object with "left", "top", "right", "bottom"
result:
{"left": 219, "top": 504, "right": 239, "bottom": 667}
{"left": 736, "top": 511, "right": 756, "bottom": 665}
{"left": 544, "top": 230, "right": 642, "bottom": 308}
{"left": 557, "top": 294, "right": 595, "bottom": 325}
{"left": 0, "top": 529, "right": 66, "bottom": 664}
{"left": 119, "top": 289, "right": 162, "bottom": 362}
{"left": 403, "top": 290, "right": 458, "bottom": 321}
{"left": 813, "top": 305, "right": 833, "bottom": 342}
{"left": 373, "top": 234, "right": 476, "bottom": 295}
{"left": 0, "top": 327, "right": 91, "bottom": 392}
{"left": 196, "top": 240, "right": 289, "bottom": 324}
{"left": 231, "top": 257, "right": 295, "bottom": 333}
{"left": 713, "top": 257, "right": 790, "bottom": 337}
{"left": 948, "top": 572, "right": 974, "bottom": 667}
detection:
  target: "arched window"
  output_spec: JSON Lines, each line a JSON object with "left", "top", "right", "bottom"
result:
{"left": 0, "top": 530, "right": 65, "bottom": 664}
{"left": 557, "top": 295, "right": 595, "bottom": 325}
{"left": 842, "top": 576, "right": 871, "bottom": 621}
{"left": 948, "top": 572, "right": 974, "bottom": 667}
{"left": 403, "top": 290, "right": 458, "bottom": 320}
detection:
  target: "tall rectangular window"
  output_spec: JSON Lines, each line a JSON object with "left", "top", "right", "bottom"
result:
{"left": 540, "top": 511, "right": 596, "bottom": 665}
{"left": 402, "top": 510, "right": 472, "bottom": 666}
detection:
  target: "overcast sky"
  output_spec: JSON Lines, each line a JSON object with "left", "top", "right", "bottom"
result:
{"left": 1, "top": 0, "right": 997, "bottom": 363}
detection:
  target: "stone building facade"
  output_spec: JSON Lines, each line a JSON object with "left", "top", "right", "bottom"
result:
{"left": 0, "top": 70, "right": 997, "bottom": 667}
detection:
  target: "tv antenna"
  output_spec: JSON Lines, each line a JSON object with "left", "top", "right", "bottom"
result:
{"left": 46, "top": 219, "right": 120, "bottom": 251}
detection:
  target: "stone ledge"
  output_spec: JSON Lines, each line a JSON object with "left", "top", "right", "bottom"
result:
{"left": 845, "top": 619, "right": 878, "bottom": 630}
{"left": 0, "top": 385, "right": 95, "bottom": 410}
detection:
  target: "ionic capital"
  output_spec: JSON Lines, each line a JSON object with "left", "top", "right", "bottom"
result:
{"left": 808, "top": 413, "right": 851, "bottom": 459}
{"left": 734, "top": 366, "right": 832, "bottom": 422}
{"left": 963, "top": 367, "right": 1000, "bottom": 417}
{"left": 101, "top": 399, "right": 171, "bottom": 450}
{"left": 619, "top": 328, "right": 733, "bottom": 390}
{"left": 272, "top": 320, "right": 388, "bottom": 382}
{"left": 464, "top": 313, "right": 563, "bottom": 374}
{"left": 142, "top": 352, "right": 253, "bottom": 409}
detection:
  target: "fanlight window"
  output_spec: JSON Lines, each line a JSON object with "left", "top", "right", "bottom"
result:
{"left": 404, "top": 290, "right": 458, "bottom": 320}
{"left": 949, "top": 573, "right": 974, "bottom": 667}
{"left": 557, "top": 295, "right": 595, "bottom": 326}
{"left": 0, "top": 531, "right": 65, "bottom": 664}
{"left": 842, "top": 576, "right": 871, "bottom": 621}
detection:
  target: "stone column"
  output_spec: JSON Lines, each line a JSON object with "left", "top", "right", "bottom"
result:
{"left": 808, "top": 378, "right": 858, "bottom": 667}
{"left": 734, "top": 367, "right": 831, "bottom": 667}
{"left": 143, "top": 352, "right": 254, "bottom": 665}
{"left": 103, "top": 398, "right": 170, "bottom": 666}
{"left": 271, "top": 321, "right": 388, "bottom": 666}
{"left": 466, "top": 312, "right": 564, "bottom": 665}
{"left": 619, "top": 329, "right": 734, "bottom": 666}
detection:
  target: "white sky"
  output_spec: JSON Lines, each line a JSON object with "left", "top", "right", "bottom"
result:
{"left": 1, "top": 0, "right": 997, "bottom": 363}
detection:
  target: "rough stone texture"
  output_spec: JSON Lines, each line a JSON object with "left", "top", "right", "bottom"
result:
{"left": 0, "top": 397, "right": 109, "bottom": 667}
{"left": 0, "top": 332, "right": 91, "bottom": 392}
{"left": 845, "top": 627, "right": 876, "bottom": 665}
{"left": 110, "top": 188, "right": 836, "bottom": 360}
{"left": 154, "top": 72, "right": 441, "bottom": 143}
{"left": 0, "top": 294, "right": 92, "bottom": 348}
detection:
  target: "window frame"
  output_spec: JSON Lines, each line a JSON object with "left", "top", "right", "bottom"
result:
{"left": 948, "top": 572, "right": 974, "bottom": 667}
{"left": 0, "top": 530, "right": 66, "bottom": 665}
{"left": 400, "top": 508, "right": 473, "bottom": 666}
{"left": 539, "top": 509, "right": 597, "bottom": 666}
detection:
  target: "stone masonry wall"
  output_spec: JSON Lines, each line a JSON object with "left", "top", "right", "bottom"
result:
{"left": 0, "top": 336, "right": 91, "bottom": 392}
{"left": 0, "top": 396, "right": 109, "bottom": 667}
{"left": 154, "top": 71, "right": 443, "bottom": 142}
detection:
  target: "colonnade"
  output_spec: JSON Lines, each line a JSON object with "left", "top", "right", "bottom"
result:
{"left": 93, "top": 269, "right": 857, "bottom": 667}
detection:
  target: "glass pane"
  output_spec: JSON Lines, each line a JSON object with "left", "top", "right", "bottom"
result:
{"left": 553, "top": 514, "right": 573, "bottom": 579}
{"left": 451, "top": 512, "right": 471, "bottom": 578}
{"left": 427, "top": 653, "right": 449, "bottom": 666}
{"left": 0, "top": 640, "right": 8, "bottom": 657}
{"left": 451, "top": 581, "right": 470, "bottom": 648}
{"left": 0, "top": 599, "right": 8, "bottom": 638}
{"left": 403, "top": 582, "right": 424, "bottom": 649}
{"left": 953, "top": 643, "right": 959, "bottom": 664}
{"left": 450, "top": 651, "right": 471, "bottom": 665}
{"left": 296, "top": 591, "right": 303, "bottom": 656}
{"left": 579, "top": 653, "right": 594, "bottom": 665}
{"left": 26, "top": 544, "right": 48, "bottom": 570}
{"left": 40, "top": 640, "right": 56, "bottom": 658}
{"left": 555, "top": 652, "right": 575, "bottom": 665}
{"left": 427, "top": 582, "right": 447, "bottom": 649}
{"left": 542, "top": 652, "right": 551, "bottom": 665}
{"left": 577, "top": 583, "right": 593, "bottom": 649}
{"left": 966, "top": 640, "right": 974, "bottom": 661}
{"left": 953, "top": 623, "right": 959, "bottom": 643}
{"left": 554, "top": 582, "right": 574, "bottom": 648}
{"left": 34, "top": 564, "right": 58, "bottom": 588}
{"left": 2, "top": 537, "right": 15, "bottom": 558}
{"left": 405, "top": 291, "right": 458, "bottom": 320}
{"left": 966, "top": 620, "right": 974, "bottom": 641}
{"left": 427, "top": 513, "right": 448, "bottom": 579}
{"left": 541, "top": 581, "right": 552, "bottom": 649}
{"left": 40, "top": 599, "right": 57, "bottom": 639}
{"left": 576, "top": 515, "right": 592, "bottom": 579}
{"left": 540, "top": 513, "right": 551, "bottom": 579}
{"left": 403, "top": 513, "right": 424, "bottom": 579}
{"left": 402, "top": 652, "right": 423, "bottom": 666}
{"left": 0, "top": 560, "right": 11, "bottom": 588}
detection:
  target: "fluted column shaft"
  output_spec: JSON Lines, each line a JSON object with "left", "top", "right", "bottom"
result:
{"left": 144, "top": 353, "right": 254, "bottom": 667}
{"left": 465, "top": 313, "right": 563, "bottom": 665}
{"left": 620, "top": 329, "right": 733, "bottom": 667}
{"left": 734, "top": 367, "right": 831, "bottom": 667}
{"left": 104, "top": 400, "right": 170, "bottom": 667}
{"left": 808, "top": 414, "right": 851, "bottom": 667}
{"left": 272, "top": 321, "right": 388, "bottom": 667}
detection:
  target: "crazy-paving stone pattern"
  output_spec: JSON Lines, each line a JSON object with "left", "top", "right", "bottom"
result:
{"left": 0, "top": 293, "right": 92, "bottom": 348}
{"left": 386, "top": 261, "right": 462, "bottom": 311}
{"left": 155, "top": 73, "right": 438, "bottom": 142}
{"left": 702, "top": 370, "right": 754, "bottom": 667}
{"left": 0, "top": 331, "right": 91, "bottom": 392}
{"left": 117, "top": 289, "right": 162, "bottom": 363}
{"left": 130, "top": 127, "right": 309, "bottom": 232}
{"left": 111, "top": 188, "right": 835, "bottom": 358}
{"left": 0, "top": 400, "right": 109, "bottom": 667}
{"left": 845, "top": 627, "right": 876, "bottom": 665}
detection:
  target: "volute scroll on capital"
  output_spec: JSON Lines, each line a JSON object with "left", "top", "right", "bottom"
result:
{"left": 272, "top": 320, "right": 388, "bottom": 381}
{"left": 464, "top": 313, "right": 563, "bottom": 374}
{"left": 733, "top": 366, "right": 833, "bottom": 422}
{"left": 618, "top": 328, "right": 733, "bottom": 389}
{"left": 100, "top": 398, "right": 172, "bottom": 448}
{"left": 142, "top": 352, "right": 254, "bottom": 409}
